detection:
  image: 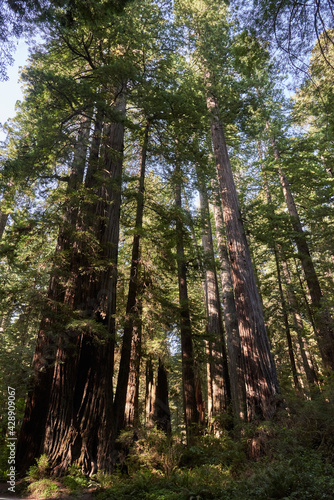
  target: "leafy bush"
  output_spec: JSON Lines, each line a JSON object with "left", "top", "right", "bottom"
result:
{"left": 178, "top": 432, "right": 245, "bottom": 470}
{"left": 223, "top": 452, "right": 334, "bottom": 500}
{"left": 26, "top": 454, "right": 50, "bottom": 482}
{"left": 122, "top": 428, "right": 182, "bottom": 476}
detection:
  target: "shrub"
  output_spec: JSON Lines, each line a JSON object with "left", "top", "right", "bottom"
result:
{"left": 26, "top": 454, "right": 50, "bottom": 482}
{"left": 27, "top": 478, "right": 60, "bottom": 499}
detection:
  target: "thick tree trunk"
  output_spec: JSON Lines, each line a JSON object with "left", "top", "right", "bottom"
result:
{"left": 114, "top": 123, "right": 149, "bottom": 434}
{"left": 16, "top": 114, "right": 92, "bottom": 473}
{"left": 199, "top": 182, "right": 230, "bottom": 427}
{"left": 42, "top": 96, "right": 125, "bottom": 475}
{"left": 270, "top": 135, "right": 334, "bottom": 370}
{"left": 211, "top": 181, "right": 247, "bottom": 422}
{"left": 153, "top": 359, "right": 171, "bottom": 435}
{"left": 207, "top": 93, "right": 278, "bottom": 420}
{"left": 174, "top": 172, "right": 199, "bottom": 438}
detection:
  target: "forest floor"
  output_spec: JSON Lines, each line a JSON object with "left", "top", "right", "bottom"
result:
{"left": 1, "top": 394, "right": 334, "bottom": 500}
{"left": 0, "top": 480, "right": 97, "bottom": 500}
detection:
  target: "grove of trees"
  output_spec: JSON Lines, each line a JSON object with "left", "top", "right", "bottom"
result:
{"left": 0, "top": 0, "right": 334, "bottom": 497}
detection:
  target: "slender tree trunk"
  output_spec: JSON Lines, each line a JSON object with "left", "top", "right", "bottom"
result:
{"left": 0, "top": 211, "right": 9, "bottom": 239}
{"left": 174, "top": 169, "right": 199, "bottom": 438}
{"left": 114, "top": 122, "right": 149, "bottom": 435}
{"left": 211, "top": 181, "right": 247, "bottom": 422}
{"left": 281, "top": 259, "right": 319, "bottom": 387}
{"left": 145, "top": 357, "right": 155, "bottom": 428}
{"left": 207, "top": 92, "right": 278, "bottom": 420}
{"left": 16, "top": 113, "right": 92, "bottom": 473}
{"left": 183, "top": 189, "right": 208, "bottom": 426}
{"left": 199, "top": 181, "right": 230, "bottom": 427}
{"left": 270, "top": 133, "right": 334, "bottom": 370}
{"left": 0, "top": 179, "right": 15, "bottom": 239}
{"left": 153, "top": 359, "right": 171, "bottom": 435}
{"left": 257, "top": 144, "right": 300, "bottom": 391}
{"left": 124, "top": 301, "right": 142, "bottom": 428}
{"left": 274, "top": 249, "right": 300, "bottom": 390}
{"left": 294, "top": 257, "right": 318, "bottom": 337}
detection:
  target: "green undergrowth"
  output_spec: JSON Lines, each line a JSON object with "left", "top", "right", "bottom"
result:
{"left": 19, "top": 392, "right": 334, "bottom": 499}
{"left": 93, "top": 450, "right": 334, "bottom": 500}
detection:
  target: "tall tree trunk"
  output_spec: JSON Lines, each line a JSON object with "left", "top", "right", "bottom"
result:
{"left": 0, "top": 210, "right": 9, "bottom": 239}
{"left": 274, "top": 249, "right": 300, "bottom": 390}
{"left": 124, "top": 302, "right": 142, "bottom": 428}
{"left": 270, "top": 133, "right": 334, "bottom": 370}
{"left": 257, "top": 144, "right": 300, "bottom": 391}
{"left": 16, "top": 113, "right": 92, "bottom": 473}
{"left": 183, "top": 190, "right": 210, "bottom": 427}
{"left": 199, "top": 181, "right": 230, "bottom": 427}
{"left": 174, "top": 170, "right": 199, "bottom": 438}
{"left": 145, "top": 357, "right": 155, "bottom": 428}
{"left": 0, "top": 178, "right": 15, "bottom": 240}
{"left": 42, "top": 95, "right": 125, "bottom": 475}
{"left": 211, "top": 181, "right": 247, "bottom": 422}
{"left": 207, "top": 92, "right": 278, "bottom": 420}
{"left": 153, "top": 359, "right": 171, "bottom": 435}
{"left": 114, "top": 122, "right": 149, "bottom": 435}
{"left": 280, "top": 258, "right": 319, "bottom": 388}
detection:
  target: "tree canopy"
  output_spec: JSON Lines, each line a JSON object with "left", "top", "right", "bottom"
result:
{"left": 0, "top": 0, "right": 334, "bottom": 498}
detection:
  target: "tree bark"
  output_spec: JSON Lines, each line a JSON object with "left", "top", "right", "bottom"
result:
{"left": 145, "top": 357, "right": 155, "bottom": 428}
{"left": 0, "top": 211, "right": 9, "bottom": 239}
{"left": 114, "top": 122, "right": 149, "bottom": 435}
{"left": 153, "top": 359, "right": 171, "bottom": 435}
{"left": 124, "top": 304, "right": 142, "bottom": 428}
{"left": 174, "top": 169, "right": 199, "bottom": 438}
{"left": 16, "top": 113, "right": 92, "bottom": 473}
{"left": 270, "top": 133, "right": 334, "bottom": 370}
{"left": 207, "top": 92, "right": 278, "bottom": 420}
{"left": 281, "top": 258, "right": 319, "bottom": 388}
{"left": 257, "top": 144, "right": 300, "bottom": 392}
{"left": 42, "top": 95, "right": 125, "bottom": 475}
{"left": 199, "top": 181, "right": 230, "bottom": 427}
{"left": 211, "top": 181, "right": 247, "bottom": 422}
{"left": 275, "top": 249, "right": 300, "bottom": 391}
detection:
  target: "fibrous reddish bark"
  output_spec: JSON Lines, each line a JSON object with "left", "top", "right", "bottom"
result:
{"left": 16, "top": 113, "right": 92, "bottom": 472}
{"left": 199, "top": 182, "right": 230, "bottom": 426}
{"left": 211, "top": 181, "right": 247, "bottom": 422}
{"left": 18, "top": 92, "right": 125, "bottom": 475}
{"left": 43, "top": 95, "right": 125, "bottom": 475}
{"left": 207, "top": 93, "right": 278, "bottom": 420}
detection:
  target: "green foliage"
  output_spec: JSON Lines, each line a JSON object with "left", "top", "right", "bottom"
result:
{"left": 27, "top": 479, "right": 60, "bottom": 499}
{"left": 62, "top": 464, "right": 90, "bottom": 492}
{"left": 178, "top": 433, "right": 245, "bottom": 470}
{"left": 118, "top": 428, "right": 181, "bottom": 476}
{"left": 24, "top": 455, "right": 60, "bottom": 499}
{"left": 26, "top": 454, "right": 50, "bottom": 482}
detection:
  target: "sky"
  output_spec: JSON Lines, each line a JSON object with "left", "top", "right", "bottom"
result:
{"left": 0, "top": 40, "right": 29, "bottom": 139}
